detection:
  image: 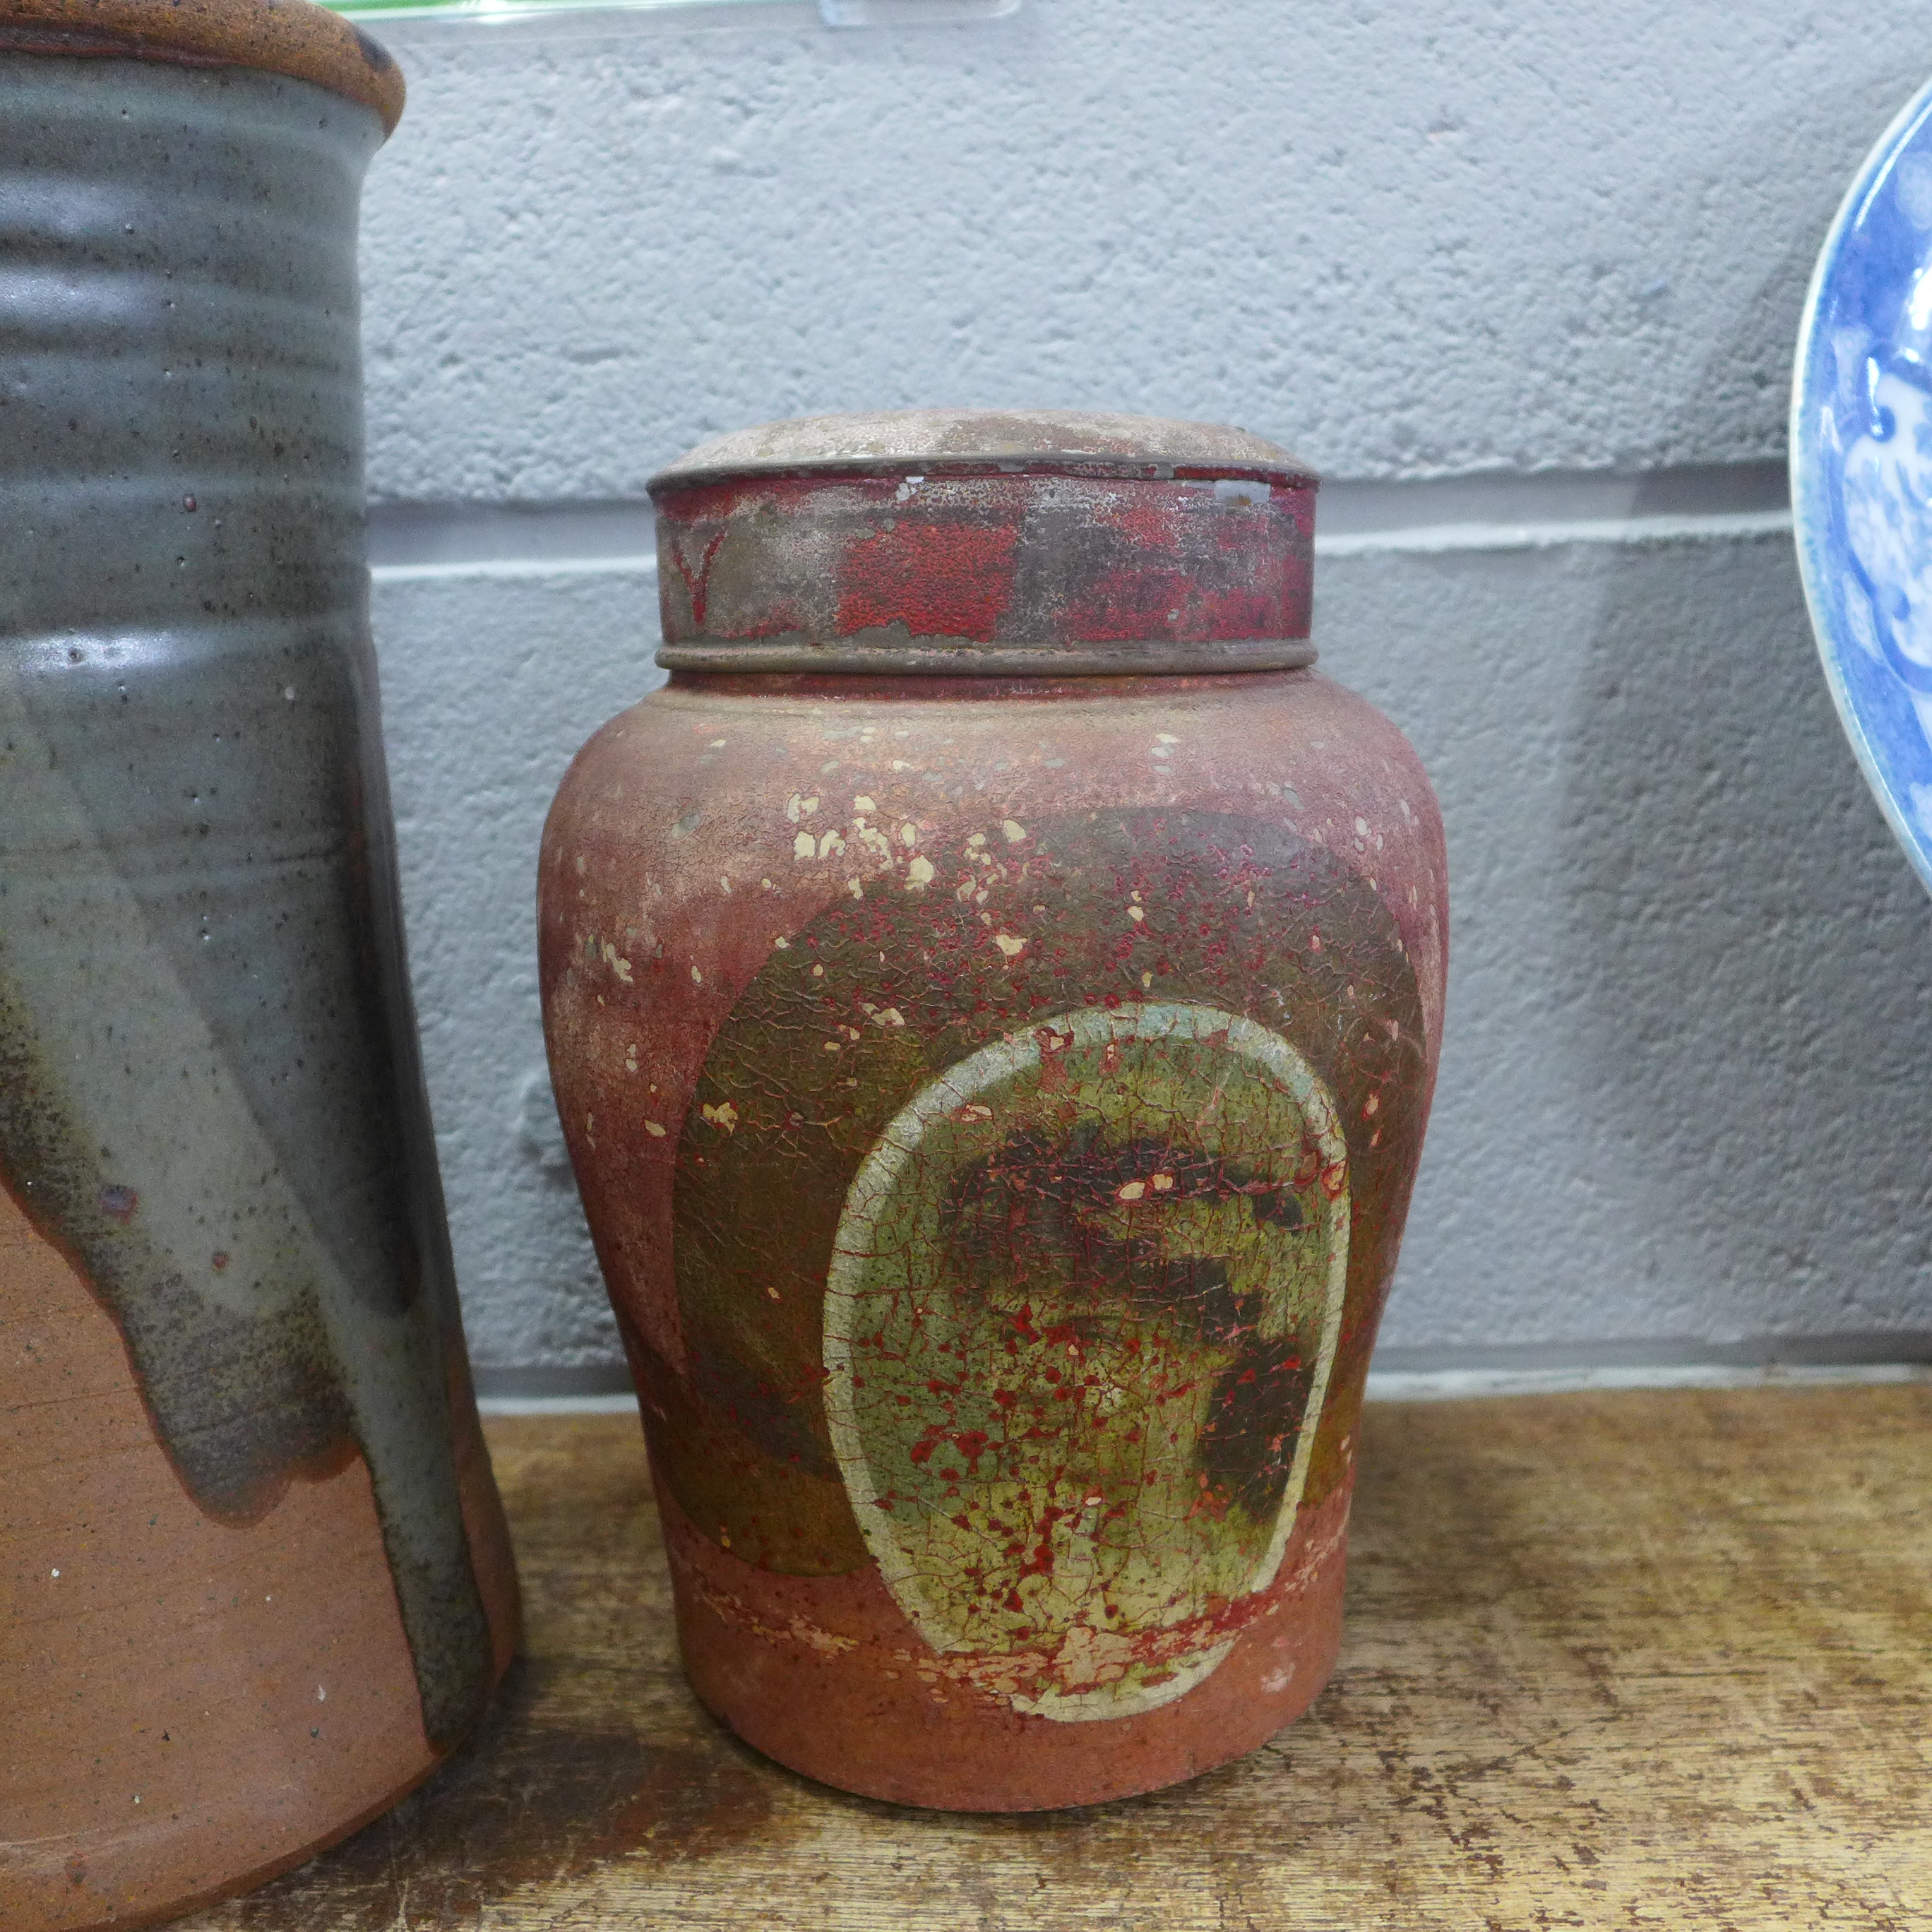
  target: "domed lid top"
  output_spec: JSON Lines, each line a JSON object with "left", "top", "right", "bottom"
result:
{"left": 0, "top": 0, "right": 405, "bottom": 134}
{"left": 650, "top": 408, "right": 1318, "bottom": 493}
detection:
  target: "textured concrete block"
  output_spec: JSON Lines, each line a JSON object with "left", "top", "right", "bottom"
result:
{"left": 360, "top": 0, "right": 1929, "bottom": 501}
{"left": 373, "top": 565, "right": 663, "bottom": 1367}
{"left": 1323, "top": 530, "right": 1932, "bottom": 1356}
{"left": 371, "top": 525, "right": 1932, "bottom": 1372}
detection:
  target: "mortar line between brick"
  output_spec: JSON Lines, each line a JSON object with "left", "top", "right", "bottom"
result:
{"left": 368, "top": 503, "right": 1794, "bottom": 585}
{"left": 473, "top": 1361, "right": 1931, "bottom": 1416}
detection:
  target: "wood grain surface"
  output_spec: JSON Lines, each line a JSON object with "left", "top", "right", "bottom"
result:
{"left": 179, "top": 1386, "right": 1932, "bottom": 1931}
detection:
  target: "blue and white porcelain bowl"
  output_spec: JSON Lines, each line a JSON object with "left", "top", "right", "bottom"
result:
{"left": 1793, "top": 74, "right": 1932, "bottom": 895}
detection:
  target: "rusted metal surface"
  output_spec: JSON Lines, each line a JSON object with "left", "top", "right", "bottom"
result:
{"left": 544, "top": 410, "right": 1444, "bottom": 1809}
{"left": 652, "top": 409, "right": 1320, "bottom": 486}
{"left": 652, "top": 410, "right": 1317, "bottom": 676}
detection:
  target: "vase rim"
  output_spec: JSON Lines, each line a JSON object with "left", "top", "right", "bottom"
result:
{"left": 0, "top": 0, "right": 405, "bottom": 134}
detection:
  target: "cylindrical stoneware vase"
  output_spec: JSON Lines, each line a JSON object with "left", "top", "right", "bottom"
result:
{"left": 0, "top": 9, "right": 518, "bottom": 1925}
{"left": 539, "top": 410, "right": 1445, "bottom": 1810}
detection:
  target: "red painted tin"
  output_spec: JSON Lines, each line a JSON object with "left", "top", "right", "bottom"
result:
{"left": 539, "top": 410, "right": 1445, "bottom": 1809}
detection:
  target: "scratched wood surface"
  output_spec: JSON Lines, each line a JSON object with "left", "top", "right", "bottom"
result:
{"left": 180, "top": 1387, "right": 1932, "bottom": 1931}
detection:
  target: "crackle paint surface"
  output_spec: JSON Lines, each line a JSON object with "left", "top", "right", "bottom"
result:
{"left": 540, "top": 668, "right": 1444, "bottom": 1808}
{"left": 823, "top": 1001, "right": 1349, "bottom": 1720}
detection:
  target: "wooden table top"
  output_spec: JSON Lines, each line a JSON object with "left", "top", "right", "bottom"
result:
{"left": 181, "top": 1385, "right": 1932, "bottom": 1931}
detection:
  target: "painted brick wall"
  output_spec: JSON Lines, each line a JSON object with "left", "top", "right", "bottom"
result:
{"left": 358, "top": 0, "right": 1932, "bottom": 1380}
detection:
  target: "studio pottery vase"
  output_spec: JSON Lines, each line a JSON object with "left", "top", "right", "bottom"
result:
{"left": 0, "top": 8, "right": 518, "bottom": 1924}
{"left": 539, "top": 409, "right": 1445, "bottom": 1810}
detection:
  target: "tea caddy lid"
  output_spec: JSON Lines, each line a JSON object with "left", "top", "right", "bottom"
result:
{"left": 653, "top": 409, "right": 1318, "bottom": 490}
{"left": 0, "top": 0, "right": 405, "bottom": 133}
{"left": 648, "top": 407, "right": 1320, "bottom": 679}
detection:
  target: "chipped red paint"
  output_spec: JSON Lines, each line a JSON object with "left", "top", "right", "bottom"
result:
{"left": 655, "top": 470, "right": 1312, "bottom": 660}
{"left": 665, "top": 527, "right": 728, "bottom": 631}
{"left": 540, "top": 410, "right": 1446, "bottom": 1811}
{"left": 835, "top": 516, "right": 1020, "bottom": 639}
{"left": 656, "top": 1462, "right": 1353, "bottom": 1811}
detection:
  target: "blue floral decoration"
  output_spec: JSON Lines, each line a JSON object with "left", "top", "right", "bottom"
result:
{"left": 1794, "top": 74, "right": 1932, "bottom": 896}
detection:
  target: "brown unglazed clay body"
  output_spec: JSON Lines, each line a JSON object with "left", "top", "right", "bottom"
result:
{"left": 539, "top": 412, "right": 1445, "bottom": 1809}
{"left": 2, "top": 1191, "right": 516, "bottom": 1921}
{"left": 1, "top": 6, "right": 515, "bottom": 1923}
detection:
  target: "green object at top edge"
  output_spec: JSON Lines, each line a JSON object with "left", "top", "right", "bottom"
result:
{"left": 323, "top": 0, "right": 1019, "bottom": 20}
{"left": 326, "top": 0, "right": 734, "bottom": 16}
{"left": 322, "top": 0, "right": 779, "bottom": 19}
